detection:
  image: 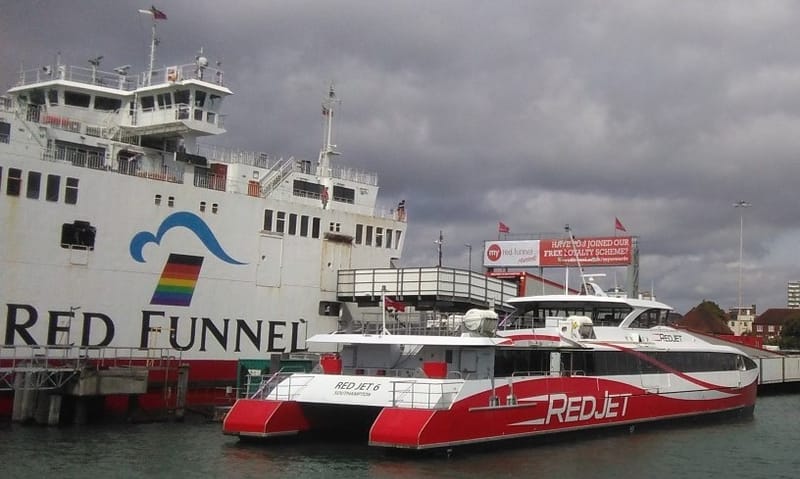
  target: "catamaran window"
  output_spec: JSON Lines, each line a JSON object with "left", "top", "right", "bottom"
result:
{"left": 263, "top": 209, "right": 273, "bottom": 231}
{"left": 276, "top": 211, "right": 286, "bottom": 233}
{"left": 64, "top": 176, "right": 78, "bottom": 205}
{"left": 0, "top": 121, "right": 10, "bottom": 143}
{"left": 140, "top": 96, "right": 155, "bottom": 111}
{"left": 64, "top": 91, "right": 91, "bottom": 108}
{"left": 300, "top": 215, "right": 309, "bottom": 237}
{"left": 312, "top": 217, "right": 321, "bottom": 238}
{"left": 61, "top": 221, "right": 96, "bottom": 250}
{"left": 375, "top": 227, "right": 383, "bottom": 247}
{"left": 157, "top": 93, "right": 172, "bottom": 109}
{"left": 6, "top": 168, "right": 22, "bottom": 196}
{"left": 628, "top": 309, "right": 670, "bottom": 329}
{"left": 643, "top": 351, "right": 745, "bottom": 373}
{"left": 494, "top": 349, "right": 551, "bottom": 377}
{"left": 46, "top": 175, "right": 60, "bottom": 202}
{"left": 94, "top": 96, "right": 122, "bottom": 111}
{"left": 47, "top": 89, "right": 59, "bottom": 105}
{"left": 386, "top": 229, "right": 393, "bottom": 248}
{"left": 288, "top": 213, "right": 298, "bottom": 235}
{"left": 355, "top": 224, "right": 363, "bottom": 244}
{"left": 365, "top": 226, "right": 373, "bottom": 246}
{"left": 26, "top": 171, "right": 41, "bottom": 199}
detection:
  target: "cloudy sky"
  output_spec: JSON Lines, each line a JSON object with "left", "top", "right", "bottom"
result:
{"left": 3, "top": 0, "right": 800, "bottom": 314}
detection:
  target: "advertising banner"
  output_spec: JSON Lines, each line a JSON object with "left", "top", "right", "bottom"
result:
{"left": 484, "top": 236, "right": 632, "bottom": 268}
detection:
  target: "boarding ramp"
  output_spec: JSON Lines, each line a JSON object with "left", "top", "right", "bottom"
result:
{"left": 337, "top": 267, "right": 517, "bottom": 313}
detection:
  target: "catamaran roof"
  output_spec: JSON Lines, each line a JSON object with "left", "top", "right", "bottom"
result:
{"left": 508, "top": 294, "right": 673, "bottom": 311}
{"left": 308, "top": 333, "right": 509, "bottom": 347}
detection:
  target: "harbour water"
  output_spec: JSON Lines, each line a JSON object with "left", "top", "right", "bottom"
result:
{"left": 2, "top": 394, "right": 798, "bottom": 479}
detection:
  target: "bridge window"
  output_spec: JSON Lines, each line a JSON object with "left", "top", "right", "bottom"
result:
{"left": 94, "top": 96, "right": 122, "bottom": 111}
{"left": 157, "top": 93, "right": 173, "bottom": 109}
{"left": 140, "top": 95, "right": 155, "bottom": 110}
{"left": 26, "top": 171, "right": 41, "bottom": 199}
{"left": 332, "top": 185, "right": 355, "bottom": 204}
{"left": 48, "top": 89, "right": 59, "bottom": 105}
{"left": 64, "top": 91, "right": 90, "bottom": 108}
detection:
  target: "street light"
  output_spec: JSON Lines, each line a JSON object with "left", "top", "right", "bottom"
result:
{"left": 734, "top": 200, "right": 752, "bottom": 311}
{"left": 465, "top": 244, "right": 472, "bottom": 272}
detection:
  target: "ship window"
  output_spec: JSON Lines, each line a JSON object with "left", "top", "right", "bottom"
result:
{"left": 168, "top": 196, "right": 175, "bottom": 207}
{"left": 200, "top": 201, "right": 206, "bottom": 212}
{"left": 0, "top": 167, "right": 3, "bottom": 191}
{"left": 48, "top": 89, "right": 59, "bottom": 105}
{"left": 288, "top": 213, "right": 298, "bottom": 235}
{"left": 355, "top": 224, "right": 363, "bottom": 244}
{"left": 375, "top": 227, "right": 383, "bottom": 247}
{"left": 394, "top": 230, "right": 402, "bottom": 249}
{"left": 6, "top": 168, "right": 22, "bottom": 196}
{"left": 140, "top": 95, "right": 155, "bottom": 110}
{"left": 263, "top": 209, "right": 273, "bottom": 231}
{"left": 212, "top": 203, "right": 218, "bottom": 214}
{"left": 94, "top": 96, "right": 122, "bottom": 111}
{"left": 330, "top": 222, "right": 341, "bottom": 233}
{"left": 276, "top": 211, "right": 286, "bottom": 233}
{"left": 0, "top": 121, "right": 10, "bottom": 143}
{"left": 386, "top": 229, "right": 393, "bottom": 248}
{"left": 61, "top": 220, "right": 96, "bottom": 250}
{"left": 365, "top": 226, "right": 373, "bottom": 246}
{"left": 312, "top": 217, "right": 321, "bottom": 238}
{"left": 65, "top": 177, "right": 79, "bottom": 204}
{"left": 292, "top": 179, "right": 323, "bottom": 199}
{"left": 332, "top": 185, "right": 355, "bottom": 204}
{"left": 26, "top": 171, "right": 41, "bottom": 199}
{"left": 300, "top": 215, "right": 309, "bottom": 237}
{"left": 157, "top": 93, "right": 172, "bottom": 109}
{"left": 195, "top": 90, "right": 206, "bottom": 107}
{"left": 46, "top": 174, "right": 60, "bottom": 201}
{"left": 64, "top": 91, "right": 91, "bottom": 108}
{"left": 318, "top": 301, "right": 341, "bottom": 316}
{"left": 174, "top": 90, "right": 190, "bottom": 105}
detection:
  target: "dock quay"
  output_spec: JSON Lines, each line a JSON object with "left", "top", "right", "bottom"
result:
{"left": 0, "top": 345, "right": 186, "bottom": 425}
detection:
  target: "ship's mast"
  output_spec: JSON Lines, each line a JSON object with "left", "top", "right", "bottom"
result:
{"left": 138, "top": 7, "right": 167, "bottom": 86}
{"left": 317, "top": 84, "right": 339, "bottom": 208}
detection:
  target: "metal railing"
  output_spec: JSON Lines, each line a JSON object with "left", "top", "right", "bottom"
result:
{"left": 390, "top": 380, "right": 462, "bottom": 409}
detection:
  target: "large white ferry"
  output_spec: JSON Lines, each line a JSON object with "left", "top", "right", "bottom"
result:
{"left": 0, "top": 16, "right": 406, "bottom": 416}
{"left": 223, "top": 280, "right": 758, "bottom": 449}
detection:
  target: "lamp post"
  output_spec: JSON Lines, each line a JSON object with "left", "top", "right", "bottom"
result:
{"left": 734, "top": 200, "right": 752, "bottom": 311}
{"left": 465, "top": 244, "right": 472, "bottom": 272}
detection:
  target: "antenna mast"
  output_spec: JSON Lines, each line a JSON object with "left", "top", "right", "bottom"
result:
{"left": 565, "top": 224, "right": 589, "bottom": 294}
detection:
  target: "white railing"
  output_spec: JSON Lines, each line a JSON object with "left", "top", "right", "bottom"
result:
{"left": 390, "top": 380, "right": 462, "bottom": 409}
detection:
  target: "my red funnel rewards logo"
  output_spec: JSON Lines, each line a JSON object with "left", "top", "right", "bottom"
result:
{"left": 487, "top": 243, "right": 502, "bottom": 262}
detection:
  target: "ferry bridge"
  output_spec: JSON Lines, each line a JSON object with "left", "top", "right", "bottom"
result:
{"left": 0, "top": 345, "right": 187, "bottom": 425}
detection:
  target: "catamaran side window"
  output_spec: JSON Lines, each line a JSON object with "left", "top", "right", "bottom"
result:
{"left": 629, "top": 309, "right": 667, "bottom": 329}
{"left": 312, "top": 217, "right": 321, "bottom": 238}
{"left": 26, "top": 171, "right": 41, "bottom": 199}
{"left": 61, "top": 221, "right": 96, "bottom": 250}
{"left": 65, "top": 177, "right": 79, "bottom": 204}
{"left": 6, "top": 168, "right": 22, "bottom": 196}
{"left": 355, "top": 224, "right": 363, "bottom": 244}
{"left": 263, "top": 209, "right": 273, "bottom": 231}
{"left": 300, "top": 215, "right": 309, "bottom": 237}
{"left": 288, "top": 213, "right": 298, "bottom": 235}
{"left": 276, "top": 211, "right": 286, "bottom": 233}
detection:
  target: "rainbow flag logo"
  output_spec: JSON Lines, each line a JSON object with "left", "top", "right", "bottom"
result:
{"left": 150, "top": 254, "right": 204, "bottom": 307}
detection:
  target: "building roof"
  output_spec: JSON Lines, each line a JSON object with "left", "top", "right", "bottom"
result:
{"left": 754, "top": 308, "right": 800, "bottom": 325}
{"left": 676, "top": 307, "right": 734, "bottom": 335}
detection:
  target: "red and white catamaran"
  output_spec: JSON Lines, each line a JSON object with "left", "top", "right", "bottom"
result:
{"left": 223, "top": 280, "right": 759, "bottom": 449}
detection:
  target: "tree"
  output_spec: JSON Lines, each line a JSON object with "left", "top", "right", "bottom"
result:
{"left": 778, "top": 315, "right": 800, "bottom": 350}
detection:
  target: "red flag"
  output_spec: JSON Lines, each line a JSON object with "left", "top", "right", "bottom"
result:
{"left": 498, "top": 221, "right": 510, "bottom": 233}
{"left": 151, "top": 6, "right": 167, "bottom": 20}
{"left": 614, "top": 217, "right": 627, "bottom": 232}
{"left": 384, "top": 296, "right": 406, "bottom": 312}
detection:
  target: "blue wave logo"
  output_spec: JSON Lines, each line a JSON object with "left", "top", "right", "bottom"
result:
{"left": 130, "top": 211, "right": 246, "bottom": 265}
